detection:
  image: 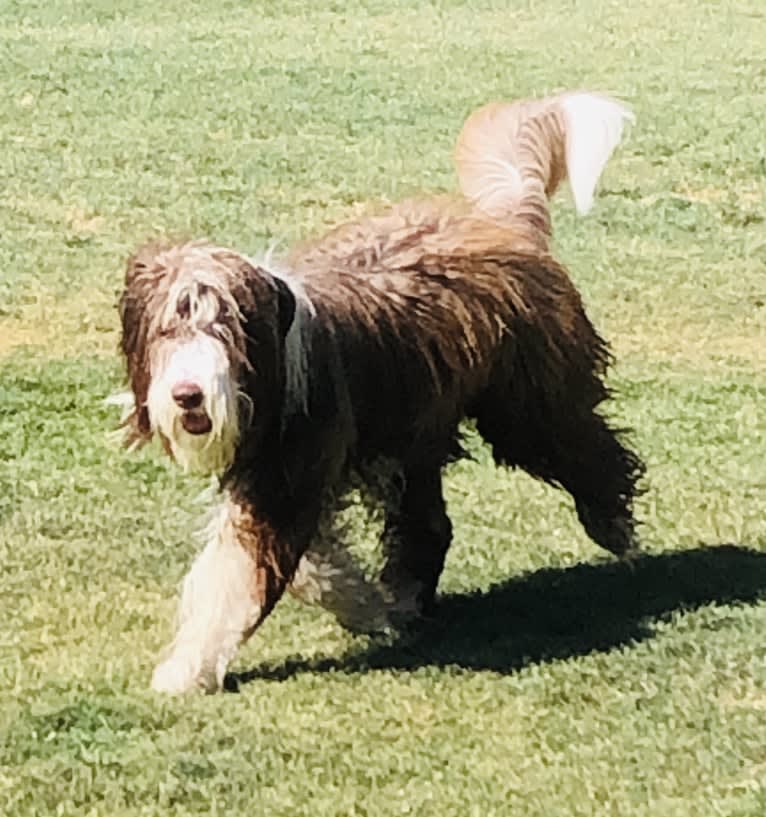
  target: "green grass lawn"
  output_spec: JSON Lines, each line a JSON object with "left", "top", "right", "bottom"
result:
{"left": 1, "top": 1, "right": 765, "bottom": 814}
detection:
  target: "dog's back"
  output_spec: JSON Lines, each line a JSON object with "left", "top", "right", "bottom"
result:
{"left": 284, "top": 91, "right": 641, "bottom": 556}
{"left": 289, "top": 202, "right": 599, "bottom": 458}
{"left": 285, "top": 88, "right": 635, "bottom": 451}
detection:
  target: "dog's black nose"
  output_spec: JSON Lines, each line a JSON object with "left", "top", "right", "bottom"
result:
{"left": 172, "top": 381, "right": 204, "bottom": 410}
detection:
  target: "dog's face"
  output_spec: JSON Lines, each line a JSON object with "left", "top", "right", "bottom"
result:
{"left": 119, "top": 242, "right": 297, "bottom": 474}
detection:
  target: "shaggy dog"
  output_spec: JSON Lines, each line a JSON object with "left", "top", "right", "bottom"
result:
{"left": 117, "top": 91, "right": 643, "bottom": 693}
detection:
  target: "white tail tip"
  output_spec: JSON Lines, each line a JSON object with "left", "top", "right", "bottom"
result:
{"left": 561, "top": 93, "right": 634, "bottom": 215}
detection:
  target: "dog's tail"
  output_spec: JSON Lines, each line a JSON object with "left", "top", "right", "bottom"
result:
{"left": 454, "top": 92, "right": 633, "bottom": 233}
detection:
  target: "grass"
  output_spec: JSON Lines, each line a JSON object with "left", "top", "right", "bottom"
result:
{"left": 1, "top": 0, "right": 765, "bottom": 814}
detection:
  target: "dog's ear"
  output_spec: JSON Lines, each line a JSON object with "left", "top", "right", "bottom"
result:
{"left": 236, "top": 258, "right": 297, "bottom": 340}
{"left": 118, "top": 289, "right": 142, "bottom": 360}
{"left": 119, "top": 251, "right": 156, "bottom": 366}
{"left": 272, "top": 276, "right": 296, "bottom": 340}
{"left": 117, "top": 251, "right": 154, "bottom": 443}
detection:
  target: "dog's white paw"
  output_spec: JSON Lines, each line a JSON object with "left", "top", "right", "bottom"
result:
{"left": 151, "top": 653, "right": 219, "bottom": 694}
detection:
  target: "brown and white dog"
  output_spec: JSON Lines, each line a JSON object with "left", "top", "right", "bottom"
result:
{"left": 117, "top": 91, "right": 643, "bottom": 693}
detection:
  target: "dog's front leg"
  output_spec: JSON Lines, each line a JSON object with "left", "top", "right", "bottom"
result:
{"left": 151, "top": 491, "right": 297, "bottom": 694}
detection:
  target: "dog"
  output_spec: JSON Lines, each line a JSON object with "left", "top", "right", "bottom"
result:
{"left": 116, "top": 91, "right": 643, "bottom": 693}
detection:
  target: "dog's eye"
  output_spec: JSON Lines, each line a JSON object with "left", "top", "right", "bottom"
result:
{"left": 177, "top": 292, "right": 191, "bottom": 319}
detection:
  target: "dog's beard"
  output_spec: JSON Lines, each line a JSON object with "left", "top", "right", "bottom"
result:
{"left": 147, "top": 334, "right": 240, "bottom": 475}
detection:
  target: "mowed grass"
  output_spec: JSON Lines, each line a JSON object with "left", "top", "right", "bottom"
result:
{"left": 1, "top": 0, "right": 765, "bottom": 814}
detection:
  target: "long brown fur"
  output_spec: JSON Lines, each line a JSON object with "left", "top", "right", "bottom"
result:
{"left": 118, "top": 90, "right": 644, "bottom": 692}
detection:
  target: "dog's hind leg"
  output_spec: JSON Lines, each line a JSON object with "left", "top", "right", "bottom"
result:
{"left": 288, "top": 518, "right": 391, "bottom": 634}
{"left": 379, "top": 464, "right": 453, "bottom": 619}
{"left": 150, "top": 491, "right": 302, "bottom": 694}
{"left": 475, "top": 389, "right": 643, "bottom": 557}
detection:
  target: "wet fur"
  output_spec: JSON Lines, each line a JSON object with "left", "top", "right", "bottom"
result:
{"left": 117, "top": 95, "right": 644, "bottom": 692}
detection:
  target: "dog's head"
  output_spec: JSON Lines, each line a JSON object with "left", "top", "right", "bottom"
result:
{"left": 118, "top": 241, "right": 306, "bottom": 474}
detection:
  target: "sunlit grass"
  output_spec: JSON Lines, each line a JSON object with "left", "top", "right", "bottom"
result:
{"left": 1, "top": 1, "right": 765, "bottom": 815}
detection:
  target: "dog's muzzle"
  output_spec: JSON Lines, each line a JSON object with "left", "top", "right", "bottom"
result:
{"left": 146, "top": 333, "right": 239, "bottom": 473}
{"left": 172, "top": 380, "right": 214, "bottom": 435}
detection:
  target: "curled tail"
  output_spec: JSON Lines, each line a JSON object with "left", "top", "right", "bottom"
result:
{"left": 454, "top": 91, "right": 633, "bottom": 233}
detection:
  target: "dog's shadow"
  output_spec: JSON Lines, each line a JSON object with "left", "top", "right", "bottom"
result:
{"left": 228, "top": 544, "right": 766, "bottom": 688}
